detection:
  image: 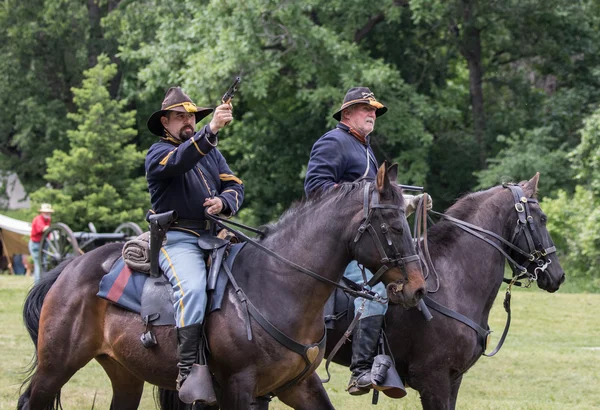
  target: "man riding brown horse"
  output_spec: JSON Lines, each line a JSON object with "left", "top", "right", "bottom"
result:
{"left": 145, "top": 86, "right": 244, "bottom": 404}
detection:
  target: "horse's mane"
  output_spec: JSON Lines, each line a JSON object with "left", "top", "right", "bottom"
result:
{"left": 260, "top": 180, "right": 403, "bottom": 239}
{"left": 259, "top": 181, "right": 365, "bottom": 239}
{"left": 426, "top": 186, "right": 501, "bottom": 247}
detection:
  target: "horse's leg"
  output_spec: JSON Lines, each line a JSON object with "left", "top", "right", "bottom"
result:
{"left": 24, "top": 343, "right": 97, "bottom": 410}
{"left": 96, "top": 355, "right": 145, "bottom": 410}
{"left": 276, "top": 373, "right": 335, "bottom": 410}
{"left": 217, "top": 372, "right": 257, "bottom": 410}
{"left": 249, "top": 396, "right": 271, "bottom": 410}
{"left": 25, "top": 263, "right": 107, "bottom": 409}
{"left": 413, "top": 371, "right": 452, "bottom": 410}
{"left": 448, "top": 375, "right": 463, "bottom": 410}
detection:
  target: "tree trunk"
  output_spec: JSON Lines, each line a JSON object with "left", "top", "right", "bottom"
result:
{"left": 87, "top": 0, "right": 123, "bottom": 98}
{"left": 460, "top": 0, "right": 486, "bottom": 169}
{"left": 87, "top": 0, "right": 102, "bottom": 68}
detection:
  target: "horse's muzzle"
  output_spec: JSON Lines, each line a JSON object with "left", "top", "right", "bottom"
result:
{"left": 536, "top": 269, "right": 566, "bottom": 293}
{"left": 386, "top": 280, "right": 426, "bottom": 308}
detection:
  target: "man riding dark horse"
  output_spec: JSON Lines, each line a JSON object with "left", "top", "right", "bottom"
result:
{"left": 145, "top": 86, "right": 244, "bottom": 403}
{"left": 305, "top": 87, "right": 432, "bottom": 396}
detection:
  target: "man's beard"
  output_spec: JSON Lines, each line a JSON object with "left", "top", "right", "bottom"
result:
{"left": 179, "top": 126, "right": 195, "bottom": 141}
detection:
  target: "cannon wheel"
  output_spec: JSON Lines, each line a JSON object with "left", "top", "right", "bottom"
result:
{"left": 114, "top": 222, "right": 144, "bottom": 240}
{"left": 39, "top": 222, "right": 83, "bottom": 274}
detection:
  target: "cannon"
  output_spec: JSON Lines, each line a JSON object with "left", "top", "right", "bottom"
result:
{"left": 39, "top": 221, "right": 144, "bottom": 274}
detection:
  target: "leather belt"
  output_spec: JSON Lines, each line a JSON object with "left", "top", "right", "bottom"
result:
{"left": 171, "top": 219, "right": 211, "bottom": 231}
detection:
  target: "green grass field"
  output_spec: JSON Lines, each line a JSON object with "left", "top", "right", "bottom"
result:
{"left": 1, "top": 275, "right": 599, "bottom": 410}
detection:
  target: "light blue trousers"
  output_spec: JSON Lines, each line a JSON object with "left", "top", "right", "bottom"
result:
{"left": 159, "top": 230, "right": 208, "bottom": 328}
{"left": 343, "top": 261, "right": 388, "bottom": 318}
{"left": 28, "top": 240, "right": 41, "bottom": 284}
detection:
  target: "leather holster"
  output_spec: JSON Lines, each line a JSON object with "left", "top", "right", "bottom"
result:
{"left": 197, "top": 235, "right": 229, "bottom": 291}
{"left": 146, "top": 210, "right": 178, "bottom": 278}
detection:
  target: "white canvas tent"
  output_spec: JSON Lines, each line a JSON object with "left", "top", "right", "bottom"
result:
{"left": 0, "top": 214, "right": 31, "bottom": 273}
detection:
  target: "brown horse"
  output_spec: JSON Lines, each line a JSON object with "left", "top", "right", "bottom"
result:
{"left": 326, "top": 174, "right": 566, "bottom": 409}
{"left": 18, "top": 164, "right": 426, "bottom": 410}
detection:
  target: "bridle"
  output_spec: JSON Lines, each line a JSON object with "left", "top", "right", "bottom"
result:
{"left": 431, "top": 184, "right": 556, "bottom": 287}
{"left": 422, "top": 184, "right": 559, "bottom": 356}
{"left": 352, "top": 182, "right": 421, "bottom": 288}
{"left": 504, "top": 184, "right": 556, "bottom": 284}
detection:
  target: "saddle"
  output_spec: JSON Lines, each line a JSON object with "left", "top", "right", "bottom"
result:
{"left": 97, "top": 241, "right": 247, "bottom": 345}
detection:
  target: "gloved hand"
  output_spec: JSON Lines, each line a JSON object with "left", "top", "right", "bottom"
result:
{"left": 403, "top": 193, "right": 433, "bottom": 217}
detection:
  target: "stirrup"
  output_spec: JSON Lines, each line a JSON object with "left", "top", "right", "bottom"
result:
{"left": 178, "top": 364, "right": 217, "bottom": 405}
{"left": 371, "top": 354, "right": 407, "bottom": 399}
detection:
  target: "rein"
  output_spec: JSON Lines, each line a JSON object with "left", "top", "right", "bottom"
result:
{"left": 206, "top": 182, "right": 418, "bottom": 303}
{"left": 430, "top": 184, "right": 556, "bottom": 285}
{"left": 203, "top": 181, "right": 418, "bottom": 392}
{"left": 417, "top": 184, "right": 556, "bottom": 357}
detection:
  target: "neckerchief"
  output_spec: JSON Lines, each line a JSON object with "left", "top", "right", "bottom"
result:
{"left": 339, "top": 122, "right": 367, "bottom": 145}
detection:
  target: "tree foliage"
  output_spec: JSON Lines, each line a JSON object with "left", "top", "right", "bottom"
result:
{"left": 1, "top": 0, "right": 600, "bottom": 288}
{"left": 543, "top": 187, "right": 600, "bottom": 292}
{"left": 30, "top": 55, "right": 147, "bottom": 231}
{"left": 0, "top": 0, "right": 123, "bottom": 194}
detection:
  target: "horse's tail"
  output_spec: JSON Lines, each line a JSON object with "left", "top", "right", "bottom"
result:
{"left": 18, "top": 258, "right": 75, "bottom": 410}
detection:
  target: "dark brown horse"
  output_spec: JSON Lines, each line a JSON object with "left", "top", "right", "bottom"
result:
{"left": 18, "top": 164, "right": 426, "bottom": 410}
{"left": 326, "top": 174, "right": 566, "bottom": 409}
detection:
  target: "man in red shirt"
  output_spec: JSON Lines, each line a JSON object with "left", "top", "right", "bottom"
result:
{"left": 28, "top": 203, "right": 54, "bottom": 283}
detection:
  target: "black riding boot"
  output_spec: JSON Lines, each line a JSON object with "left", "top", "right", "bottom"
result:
{"left": 347, "top": 315, "right": 384, "bottom": 396}
{"left": 175, "top": 324, "right": 216, "bottom": 405}
{"left": 176, "top": 323, "right": 202, "bottom": 390}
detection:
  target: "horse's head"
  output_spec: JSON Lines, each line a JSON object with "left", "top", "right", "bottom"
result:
{"left": 505, "top": 173, "right": 566, "bottom": 292}
{"left": 351, "top": 162, "right": 426, "bottom": 308}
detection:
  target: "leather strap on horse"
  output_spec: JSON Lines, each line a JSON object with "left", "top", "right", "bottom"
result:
{"left": 416, "top": 184, "right": 552, "bottom": 357}
{"left": 222, "top": 262, "right": 327, "bottom": 392}
{"left": 413, "top": 193, "right": 440, "bottom": 293}
{"left": 208, "top": 213, "right": 383, "bottom": 302}
{"left": 320, "top": 307, "right": 363, "bottom": 384}
{"left": 423, "top": 286, "right": 513, "bottom": 357}
{"left": 204, "top": 184, "right": 403, "bottom": 304}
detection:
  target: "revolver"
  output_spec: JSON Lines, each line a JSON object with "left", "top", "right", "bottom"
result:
{"left": 222, "top": 76, "right": 241, "bottom": 104}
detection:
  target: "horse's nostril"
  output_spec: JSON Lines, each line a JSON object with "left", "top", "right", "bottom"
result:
{"left": 415, "top": 287, "right": 426, "bottom": 300}
{"left": 560, "top": 273, "right": 566, "bottom": 284}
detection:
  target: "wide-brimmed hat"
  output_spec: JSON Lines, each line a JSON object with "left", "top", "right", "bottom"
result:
{"left": 332, "top": 87, "right": 387, "bottom": 121}
{"left": 39, "top": 203, "right": 55, "bottom": 213}
{"left": 147, "top": 87, "right": 214, "bottom": 136}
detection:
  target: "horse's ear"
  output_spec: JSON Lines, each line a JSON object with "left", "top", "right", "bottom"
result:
{"left": 376, "top": 162, "right": 391, "bottom": 195}
{"left": 387, "top": 163, "right": 399, "bottom": 184}
{"left": 523, "top": 172, "right": 540, "bottom": 197}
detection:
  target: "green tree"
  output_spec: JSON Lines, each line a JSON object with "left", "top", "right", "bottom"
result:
{"left": 540, "top": 107, "right": 600, "bottom": 291}
{"left": 106, "top": 0, "right": 433, "bottom": 222}
{"left": 0, "top": 0, "right": 124, "bottom": 193}
{"left": 402, "top": 0, "right": 600, "bottom": 205}
{"left": 31, "top": 55, "right": 148, "bottom": 231}
{"left": 543, "top": 188, "right": 600, "bottom": 292}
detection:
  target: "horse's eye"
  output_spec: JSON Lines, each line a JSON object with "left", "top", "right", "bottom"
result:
{"left": 540, "top": 214, "right": 547, "bottom": 224}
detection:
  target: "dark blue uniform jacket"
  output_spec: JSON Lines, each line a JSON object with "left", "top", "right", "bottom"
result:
{"left": 145, "top": 125, "right": 244, "bottom": 221}
{"left": 304, "top": 123, "right": 378, "bottom": 196}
